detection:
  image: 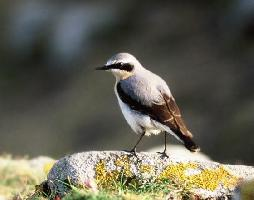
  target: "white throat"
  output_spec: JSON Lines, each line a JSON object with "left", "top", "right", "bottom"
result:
{"left": 111, "top": 69, "right": 133, "bottom": 81}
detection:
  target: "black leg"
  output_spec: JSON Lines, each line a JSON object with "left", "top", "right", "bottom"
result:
{"left": 157, "top": 132, "right": 169, "bottom": 158}
{"left": 163, "top": 132, "right": 167, "bottom": 153}
{"left": 125, "top": 132, "right": 145, "bottom": 157}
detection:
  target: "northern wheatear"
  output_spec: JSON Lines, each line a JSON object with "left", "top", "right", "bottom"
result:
{"left": 96, "top": 53, "right": 200, "bottom": 156}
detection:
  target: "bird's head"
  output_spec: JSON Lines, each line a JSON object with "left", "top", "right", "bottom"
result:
{"left": 96, "top": 53, "right": 143, "bottom": 80}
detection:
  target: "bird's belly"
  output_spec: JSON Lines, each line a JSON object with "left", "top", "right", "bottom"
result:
{"left": 117, "top": 99, "right": 161, "bottom": 136}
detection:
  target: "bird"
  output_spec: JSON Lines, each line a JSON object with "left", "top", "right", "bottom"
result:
{"left": 96, "top": 53, "right": 200, "bottom": 156}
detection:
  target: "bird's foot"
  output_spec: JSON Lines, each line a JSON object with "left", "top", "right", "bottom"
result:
{"left": 124, "top": 148, "right": 138, "bottom": 158}
{"left": 157, "top": 151, "right": 169, "bottom": 158}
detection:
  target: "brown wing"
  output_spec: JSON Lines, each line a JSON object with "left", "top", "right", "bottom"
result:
{"left": 116, "top": 82, "right": 192, "bottom": 137}
{"left": 117, "top": 82, "right": 199, "bottom": 152}
{"left": 159, "top": 93, "right": 193, "bottom": 138}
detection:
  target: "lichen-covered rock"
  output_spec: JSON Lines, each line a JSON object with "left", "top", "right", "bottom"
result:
{"left": 46, "top": 151, "right": 254, "bottom": 199}
{"left": 147, "top": 145, "right": 211, "bottom": 161}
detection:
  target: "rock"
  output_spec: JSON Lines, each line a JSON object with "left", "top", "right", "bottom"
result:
{"left": 46, "top": 151, "right": 254, "bottom": 199}
{"left": 147, "top": 145, "right": 211, "bottom": 161}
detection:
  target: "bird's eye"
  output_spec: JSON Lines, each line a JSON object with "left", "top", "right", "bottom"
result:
{"left": 121, "top": 63, "right": 134, "bottom": 72}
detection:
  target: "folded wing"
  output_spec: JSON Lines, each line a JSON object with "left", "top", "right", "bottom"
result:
{"left": 117, "top": 81, "right": 200, "bottom": 152}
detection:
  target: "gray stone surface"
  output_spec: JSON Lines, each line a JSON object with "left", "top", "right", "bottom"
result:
{"left": 47, "top": 151, "right": 254, "bottom": 199}
{"left": 147, "top": 145, "right": 211, "bottom": 161}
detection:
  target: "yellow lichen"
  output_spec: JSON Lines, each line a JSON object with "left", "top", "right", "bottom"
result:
{"left": 95, "top": 160, "right": 109, "bottom": 187}
{"left": 140, "top": 164, "right": 153, "bottom": 174}
{"left": 114, "top": 155, "right": 129, "bottom": 166}
{"left": 158, "top": 163, "right": 239, "bottom": 191}
{"left": 158, "top": 163, "right": 198, "bottom": 181}
{"left": 95, "top": 156, "right": 239, "bottom": 192}
{"left": 114, "top": 155, "right": 132, "bottom": 177}
{"left": 43, "top": 161, "right": 56, "bottom": 175}
{"left": 95, "top": 156, "right": 134, "bottom": 189}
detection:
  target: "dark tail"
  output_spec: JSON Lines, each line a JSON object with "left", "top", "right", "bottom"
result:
{"left": 183, "top": 137, "right": 200, "bottom": 152}
{"left": 175, "top": 131, "right": 200, "bottom": 152}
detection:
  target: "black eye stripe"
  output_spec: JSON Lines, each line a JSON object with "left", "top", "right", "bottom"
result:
{"left": 107, "top": 63, "right": 134, "bottom": 72}
{"left": 120, "top": 63, "right": 134, "bottom": 72}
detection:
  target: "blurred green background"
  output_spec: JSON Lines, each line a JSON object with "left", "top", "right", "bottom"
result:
{"left": 0, "top": 0, "right": 253, "bottom": 164}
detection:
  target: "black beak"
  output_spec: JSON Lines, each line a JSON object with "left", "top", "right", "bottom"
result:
{"left": 95, "top": 65, "right": 108, "bottom": 70}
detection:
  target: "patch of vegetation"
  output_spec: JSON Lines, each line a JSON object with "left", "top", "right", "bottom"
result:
{"left": 0, "top": 155, "right": 54, "bottom": 200}
{"left": 92, "top": 158, "right": 180, "bottom": 199}
{"left": 31, "top": 170, "right": 188, "bottom": 200}
{"left": 112, "top": 173, "right": 173, "bottom": 196}
{"left": 61, "top": 187, "right": 164, "bottom": 200}
{"left": 63, "top": 188, "right": 121, "bottom": 200}
{"left": 50, "top": 172, "right": 189, "bottom": 200}
{"left": 33, "top": 177, "right": 181, "bottom": 200}
{"left": 241, "top": 180, "right": 254, "bottom": 200}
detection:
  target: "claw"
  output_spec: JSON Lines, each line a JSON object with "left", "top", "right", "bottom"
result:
{"left": 124, "top": 148, "right": 138, "bottom": 158}
{"left": 157, "top": 151, "right": 169, "bottom": 158}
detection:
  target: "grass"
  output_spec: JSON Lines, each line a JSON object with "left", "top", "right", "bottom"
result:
{"left": 55, "top": 182, "right": 172, "bottom": 200}
{"left": 63, "top": 188, "right": 121, "bottom": 200}
{"left": 0, "top": 155, "right": 54, "bottom": 200}
{"left": 30, "top": 171, "right": 188, "bottom": 200}
{"left": 44, "top": 172, "right": 189, "bottom": 200}
{"left": 61, "top": 178, "right": 191, "bottom": 200}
